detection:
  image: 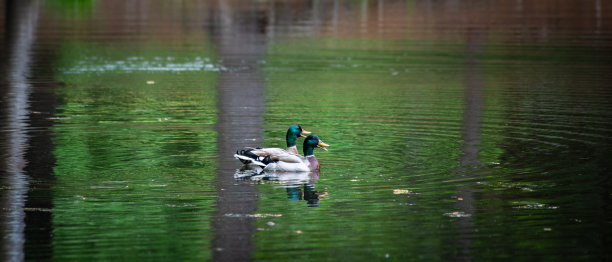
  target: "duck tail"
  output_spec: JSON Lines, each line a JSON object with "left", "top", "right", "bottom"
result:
{"left": 234, "top": 149, "right": 270, "bottom": 167}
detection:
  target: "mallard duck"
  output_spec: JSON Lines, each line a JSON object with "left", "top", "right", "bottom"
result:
{"left": 236, "top": 124, "right": 310, "bottom": 165}
{"left": 235, "top": 135, "right": 329, "bottom": 172}
{"left": 281, "top": 124, "right": 311, "bottom": 154}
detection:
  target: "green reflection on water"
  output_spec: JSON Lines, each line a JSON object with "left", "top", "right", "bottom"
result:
{"left": 45, "top": 0, "right": 96, "bottom": 19}
{"left": 249, "top": 34, "right": 612, "bottom": 260}
{"left": 40, "top": 25, "right": 612, "bottom": 262}
{"left": 50, "top": 41, "right": 218, "bottom": 260}
{"left": 253, "top": 38, "right": 468, "bottom": 261}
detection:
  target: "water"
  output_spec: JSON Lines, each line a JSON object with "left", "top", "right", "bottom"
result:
{"left": 1, "top": 0, "right": 611, "bottom": 261}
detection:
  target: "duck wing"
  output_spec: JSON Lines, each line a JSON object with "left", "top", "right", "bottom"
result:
{"left": 250, "top": 147, "right": 287, "bottom": 157}
{"left": 273, "top": 153, "right": 305, "bottom": 164}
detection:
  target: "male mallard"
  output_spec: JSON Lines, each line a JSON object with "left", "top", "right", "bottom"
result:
{"left": 236, "top": 124, "right": 310, "bottom": 165}
{"left": 235, "top": 135, "right": 329, "bottom": 172}
{"left": 280, "top": 124, "right": 311, "bottom": 154}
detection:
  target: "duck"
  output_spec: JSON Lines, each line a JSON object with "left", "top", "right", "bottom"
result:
{"left": 235, "top": 135, "right": 329, "bottom": 172}
{"left": 236, "top": 124, "right": 310, "bottom": 165}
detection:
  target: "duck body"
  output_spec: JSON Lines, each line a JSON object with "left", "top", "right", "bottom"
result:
{"left": 262, "top": 154, "right": 320, "bottom": 172}
{"left": 237, "top": 124, "right": 309, "bottom": 165}
{"left": 235, "top": 135, "right": 329, "bottom": 172}
{"left": 235, "top": 150, "right": 311, "bottom": 172}
{"left": 264, "top": 157, "right": 311, "bottom": 172}
{"left": 269, "top": 156, "right": 320, "bottom": 172}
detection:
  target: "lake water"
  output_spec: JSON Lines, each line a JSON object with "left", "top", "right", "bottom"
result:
{"left": 1, "top": 0, "right": 611, "bottom": 261}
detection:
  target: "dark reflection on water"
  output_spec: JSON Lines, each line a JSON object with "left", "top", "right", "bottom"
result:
{"left": 448, "top": 28, "right": 487, "bottom": 262}
{"left": 0, "top": 0, "right": 611, "bottom": 261}
{"left": 209, "top": 0, "right": 267, "bottom": 260}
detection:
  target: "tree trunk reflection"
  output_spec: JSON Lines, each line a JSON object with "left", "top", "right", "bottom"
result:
{"left": 0, "top": 0, "right": 39, "bottom": 261}
{"left": 210, "top": 1, "right": 267, "bottom": 261}
{"left": 451, "top": 27, "right": 487, "bottom": 262}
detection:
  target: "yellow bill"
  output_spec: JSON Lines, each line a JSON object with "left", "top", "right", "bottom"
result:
{"left": 317, "top": 140, "right": 330, "bottom": 151}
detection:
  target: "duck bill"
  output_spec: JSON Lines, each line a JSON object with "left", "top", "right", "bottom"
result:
{"left": 300, "top": 129, "right": 311, "bottom": 137}
{"left": 317, "top": 141, "right": 329, "bottom": 151}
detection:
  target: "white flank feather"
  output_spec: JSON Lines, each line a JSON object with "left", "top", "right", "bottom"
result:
{"left": 234, "top": 154, "right": 266, "bottom": 167}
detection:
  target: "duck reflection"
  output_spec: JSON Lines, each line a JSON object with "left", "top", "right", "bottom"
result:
{"left": 235, "top": 167, "right": 324, "bottom": 207}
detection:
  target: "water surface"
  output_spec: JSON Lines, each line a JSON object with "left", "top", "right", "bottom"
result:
{"left": 1, "top": 0, "right": 611, "bottom": 261}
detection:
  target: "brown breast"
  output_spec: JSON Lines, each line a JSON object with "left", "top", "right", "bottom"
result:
{"left": 287, "top": 147, "right": 299, "bottom": 155}
{"left": 307, "top": 156, "right": 320, "bottom": 171}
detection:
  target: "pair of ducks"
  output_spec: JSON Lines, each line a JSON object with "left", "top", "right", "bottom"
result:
{"left": 234, "top": 124, "right": 329, "bottom": 172}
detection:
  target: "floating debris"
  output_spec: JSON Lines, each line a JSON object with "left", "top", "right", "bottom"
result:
{"left": 267, "top": 221, "right": 275, "bottom": 226}
{"left": 318, "top": 192, "right": 329, "bottom": 199}
{"left": 147, "top": 81, "right": 155, "bottom": 84}
{"left": 165, "top": 204, "right": 196, "bottom": 207}
{"left": 224, "top": 213, "right": 282, "bottom": 218}
{"left": 543, "top": 228, "right": 552, "bottom": 231}
{"left": 512, "top": 203, "right": 558, "bottom": 210}
{"left": 393, "top": 189, "right": 420, "bottom": 195}
{"left": 443, "top": 212, "right": 471, "bottom": 218}
{"left": 482, "top": 181, "right": 556, "bottom": 192}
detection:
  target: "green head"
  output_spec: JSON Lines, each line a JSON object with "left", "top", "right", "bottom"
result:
{"left": 286, "top": 124, "right": 311, "bottom": 147}
{"left": 303, "top": 135, "right": 330, "bottom": 156}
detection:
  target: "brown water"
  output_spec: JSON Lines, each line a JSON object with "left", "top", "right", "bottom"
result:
{"left": 1, "top": 0, "right": 611, "bottom": 261}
